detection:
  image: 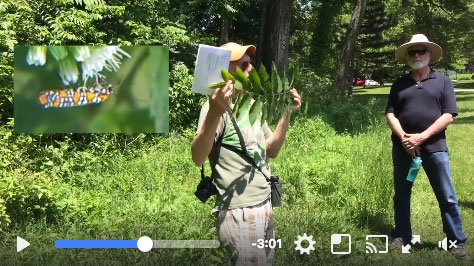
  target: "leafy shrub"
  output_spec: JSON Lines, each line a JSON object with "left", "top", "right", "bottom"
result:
{"left": 169, "top": 62, "right": 202, "bottom": 131}
{"left": 0, "top": 171, "right": 60, "bottom": 230}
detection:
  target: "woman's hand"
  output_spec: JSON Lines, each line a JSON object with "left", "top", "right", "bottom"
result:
{"left": 289, "top": 88, "right": 301, "bottom": 112}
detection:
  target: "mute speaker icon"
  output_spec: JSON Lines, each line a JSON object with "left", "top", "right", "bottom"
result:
{"left": 438, "top": 237, "right": 457, "bottom": 251}
{"left": 438, "top": 237, "right": 448, "bottom": 251}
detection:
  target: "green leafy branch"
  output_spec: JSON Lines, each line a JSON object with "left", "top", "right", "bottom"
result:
{"left": 210, "top": 63, "right": 295, "bottom": 126}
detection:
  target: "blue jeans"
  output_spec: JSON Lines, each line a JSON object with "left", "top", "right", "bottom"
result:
{"left": 391, "top": 144, "right": 467, "bottom": 244}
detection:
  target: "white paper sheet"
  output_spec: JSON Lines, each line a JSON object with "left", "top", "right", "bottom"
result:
{"left": 192, "top": 44, "right": 231, "bottom": 96}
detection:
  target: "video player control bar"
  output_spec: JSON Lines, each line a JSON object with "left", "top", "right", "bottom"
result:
{"left": 55, "top": 236, "right": 220, "bottom": 252}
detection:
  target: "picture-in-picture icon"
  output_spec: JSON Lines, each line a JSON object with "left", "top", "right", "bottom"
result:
{"left": 330, "top": 234, "right": 351, "bottom": 255}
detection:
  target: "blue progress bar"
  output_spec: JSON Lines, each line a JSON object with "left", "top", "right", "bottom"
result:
{"left": 55, "top": 240, "right": 138, "bottom": 249}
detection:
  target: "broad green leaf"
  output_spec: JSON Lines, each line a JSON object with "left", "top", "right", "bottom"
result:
{"left": 258, "top": 64, "right": 270, "bottom": 83}
{"left": 266, "top": 95, "right": 274, "bottom": 124}
{"left": 232, "top": 93, "right": 243, "bottom": 110}
{"left": 261, "top": 101, "right": 268, "bottom": 124}
{"left": 288, "top": 65, "right": 299, "bottom": 88}
{"left": 234, "top": 80, "right": 243, "bottom": 91}
{"left": 235, "top": 66, "right": 251, "bottom": 92}
{"left": 258, "top": 64, "right": 272, "bottom": 94}
{"left": 235, "top": 93, "right": 252, "bottom": 121}
{"left": 271, "top": 63, "right": 282, "bottom": 93}
{"left": 209, "top": 81, "right": 227, "bottom": 89}
{"left": 248, "top": 68, "right": 263, "bottom": 95}
{"left": 282, "top": 69, "right": 289, "bottom": 92}
{"left": 276, "top": 93, "right": 286, "bottom": 118}
{"left": 249, "top": 99, "right": 263, "bottom": 125}
{"left": 221, "top": 68, "right": 235, "bottom": 82}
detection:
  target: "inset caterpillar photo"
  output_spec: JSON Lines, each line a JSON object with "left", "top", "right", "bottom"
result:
{"left": 14, "top": 46, "right": 169, "bottom": 133}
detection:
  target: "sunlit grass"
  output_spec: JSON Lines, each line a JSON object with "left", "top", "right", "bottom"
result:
{"left": 1, "top": 89, "right": 473, "bottom": 265}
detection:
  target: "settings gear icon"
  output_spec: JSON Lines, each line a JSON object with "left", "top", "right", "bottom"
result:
{"left": 294, "top": 233, "right": 316, "bottom": 255}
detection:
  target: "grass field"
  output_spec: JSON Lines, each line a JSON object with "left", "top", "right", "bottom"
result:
{"left": 1, "top": 81, "right": 473, "bottom": 265}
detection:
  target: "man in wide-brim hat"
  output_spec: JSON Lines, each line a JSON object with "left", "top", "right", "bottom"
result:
{"left": 385, "top": 34, "right": 467, "bottom": 259}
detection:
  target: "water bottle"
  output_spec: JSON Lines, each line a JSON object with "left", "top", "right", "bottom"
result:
{"left": 406, "top": 156, "right": 422, "bottom": 182}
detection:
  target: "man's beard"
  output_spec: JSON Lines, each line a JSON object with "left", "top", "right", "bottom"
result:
{"left": 408, "top": 59, "right": 429, "bottom": 70}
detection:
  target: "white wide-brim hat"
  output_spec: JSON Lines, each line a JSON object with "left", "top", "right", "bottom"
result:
{"left": 395, "top": 34, "right": 443, "bottom": 64}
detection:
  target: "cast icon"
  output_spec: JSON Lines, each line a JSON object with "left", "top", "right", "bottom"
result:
{"left": 365, "top": 235, "right": 388, "bottom": 254}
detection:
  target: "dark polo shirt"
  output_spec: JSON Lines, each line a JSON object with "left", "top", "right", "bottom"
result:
{"left": 385, "top": 70, "right": 458, "bottom": 153}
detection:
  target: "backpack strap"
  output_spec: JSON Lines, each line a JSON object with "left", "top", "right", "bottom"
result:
{"left": 223, "top": 107, "right": 270, "bottom": 182}
{"left": 200, "top": 113, "right": 226, "bottom": 180}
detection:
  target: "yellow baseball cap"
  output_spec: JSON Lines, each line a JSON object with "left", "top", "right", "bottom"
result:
{"left": 220, "top": 42, "right": 256, "bottom": 61}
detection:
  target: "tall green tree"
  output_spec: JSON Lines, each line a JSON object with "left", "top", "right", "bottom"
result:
{"left": 355, "top": 0, "right": 398, "bottom": 84}
{"left": 335, "top": 0, "right": 367, "bottom": 96}
{"left": 309, "top": 0, "right": 346, "bottom": 73}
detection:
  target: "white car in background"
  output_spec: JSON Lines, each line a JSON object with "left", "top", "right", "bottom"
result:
{"left": 364, "top": 79, "right": 380, "bottom": 86}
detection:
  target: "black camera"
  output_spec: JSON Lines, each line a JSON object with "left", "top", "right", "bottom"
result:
{"left": 194, "top": 176, "right": 218, "bottom": 203}
{"left": 270, "top": 176, "right": 283, "bottom": 207}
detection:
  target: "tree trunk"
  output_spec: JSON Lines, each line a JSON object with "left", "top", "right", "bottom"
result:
{"left": 220, "top": 18, "right": 229, "bottom": 44}
{"left": 334, "top": 0, "right": 367, "bottom": 96}
{"left": 256, "top": 0, "right": 270, "bottom": 69}
{"left": 259, "top": 0, "right": 293, "bottom": 74}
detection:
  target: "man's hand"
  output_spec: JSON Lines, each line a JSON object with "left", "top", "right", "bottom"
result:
{"left": 402, "top": 133, "right": 425, "bottom": 156}
{"left": 402, "top": 133, "right": 427, "bottom": 149}
{"left": 289, "top": 88, "right": 302, "bottom": 112}
{"left": 209, "top": 80, "right": 233, "bottom": 116}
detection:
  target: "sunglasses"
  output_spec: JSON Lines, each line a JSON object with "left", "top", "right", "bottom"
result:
{"left": 407, "top": 49, "right": 429, "bottom": 57}
{"left": 240, "top": 60, "right": 252, "bottom": 70}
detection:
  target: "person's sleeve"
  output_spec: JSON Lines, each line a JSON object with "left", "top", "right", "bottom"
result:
{"left": 262, "top": 122, "right": 273, "bottom": 140}
{"left": 197, "top": 100, "right": 224, "bottom": 141}
{"left": 442, "top": 77, "right": 458, "bottom": 117}
{"left": 385, "top": 84, "right": 397, "bottom": 114}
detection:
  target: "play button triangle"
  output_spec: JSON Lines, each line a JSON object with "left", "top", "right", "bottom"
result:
{"left": 17, "top": 236, "right": 30, "bottom": 252}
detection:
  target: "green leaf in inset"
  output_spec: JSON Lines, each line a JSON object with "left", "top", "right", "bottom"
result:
{"left": 249, "top": 99, "right": 263, "bottom": 125}
{"left": 49, "top": 46, "right": 68, "bottom": 60}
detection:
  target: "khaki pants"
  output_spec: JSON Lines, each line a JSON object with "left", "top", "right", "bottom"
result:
{"left": 216, "top": 199, "right": 274, "bottom": 266}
